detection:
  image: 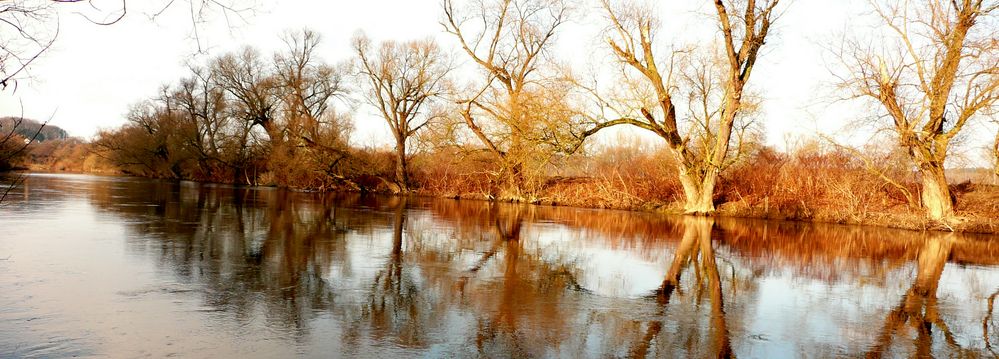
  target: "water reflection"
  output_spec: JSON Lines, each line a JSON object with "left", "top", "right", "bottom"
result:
{"left": 0, "top": 174, "right": 997, "bottom": 358}
{"left": 637, "top": 217, "right": 730, "bottom": 358}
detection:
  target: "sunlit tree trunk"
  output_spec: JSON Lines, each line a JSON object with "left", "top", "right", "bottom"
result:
{"left": 679, "top": 170, "right": 721, "bottom": 215}
{"left": 920, "top": 164, "right": 954, "bottom": 222}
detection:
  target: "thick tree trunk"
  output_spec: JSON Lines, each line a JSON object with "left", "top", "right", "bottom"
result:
{"left": 508, "top": 162, "right": 525, "bottom": 198}
{"left": 679, "top": 169, "right": 719, "bottom": 215}
{"left": 919, "top": 165, "right": 954, "bottom": 222}
{"left": 394, "top": 136, "right": 409, "bottom": 193}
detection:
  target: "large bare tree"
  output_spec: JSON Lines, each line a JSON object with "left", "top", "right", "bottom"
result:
{"left": 271, "top": 29, "right": 353, "bottom": 187}
{"left": 211, "top": 47, "right": 280, "bottom": 144}
{"left": 353, "top": 33, "right": 451, "bottom": 192}
{"left": 584, "top": 0, "right": 783, "bottom": 214}
{"left": 442, "top": 0, "right": 584, "bottom": 200}
{"left": 834, "top": 0, "right": 999, "bottom": 222}
{"left": 171, "top": 66, "right": 230, "bottom": 178}
{"left": 274, "top": 29, "right": 347, "bottom": 143}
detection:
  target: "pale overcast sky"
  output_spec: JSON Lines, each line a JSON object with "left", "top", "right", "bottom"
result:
{"left": 0, "top": 0, "right": 994, "bottom": 165}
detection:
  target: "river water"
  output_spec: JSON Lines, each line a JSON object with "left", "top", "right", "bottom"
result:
{"left": 0, "top": 173, "right": 997, "bottom": 358}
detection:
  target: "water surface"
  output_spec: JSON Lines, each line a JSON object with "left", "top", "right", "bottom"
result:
{"left": 1, "top": 173, "right": 997, "bottom": 358}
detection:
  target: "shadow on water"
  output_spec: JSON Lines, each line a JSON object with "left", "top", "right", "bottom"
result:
{"left": 1, "top": 174, "right": 998, "bottom": 357}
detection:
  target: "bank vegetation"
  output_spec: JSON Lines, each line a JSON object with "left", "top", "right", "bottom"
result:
{"left": 2, "top": 0, "right": 998, "bottom": 233}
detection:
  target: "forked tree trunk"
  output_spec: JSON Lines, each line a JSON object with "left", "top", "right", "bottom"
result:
{"left": 919, "top": 165, "right": 954, "bottom": 222}
{"left": 679, "top": 169, "right": 719, "bottom": 215}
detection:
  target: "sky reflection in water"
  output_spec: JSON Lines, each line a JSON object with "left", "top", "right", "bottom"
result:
{"left": 0, "top": 173, "right": 997, "bottom": 358}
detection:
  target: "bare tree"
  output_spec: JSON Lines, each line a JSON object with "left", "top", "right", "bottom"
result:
{"left": 583, "top": 0, "right": 783, "bottom": 214}
{"left": 442, "top": 0, "right": 584, "bottom": 200}
{"left": 833, "top": 0, "right": 999, "bottom": 221}
{"left": 172, "top": 65, "right": 231, "bottom": 178}
{"left": 272, "top": 29, "right": 354, "bottom": 188}
{"left": 1, "top": 0, "right": 250, "bottom": 91}
{"left": 353, "top": 33, "right": 451, "bottom": 192}
{"left": 274, "top": 29, "right": 347, "bottom": 142}
{"left": 1, "top": 0, "right": 61, "bottom": 90}
{"left": 212, "top": 47, "right": 279, "bottom": 143}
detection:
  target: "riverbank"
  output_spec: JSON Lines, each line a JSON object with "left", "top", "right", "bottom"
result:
{"left": 6, "top": 169, "right": 997, "bottom": 235}
{"left": 414, "top": 186, "right": 999, "bottom": 235}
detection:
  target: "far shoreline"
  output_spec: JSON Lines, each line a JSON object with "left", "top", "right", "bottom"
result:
{"left": 7, "top": 170, "right": 998, "bottom": 236}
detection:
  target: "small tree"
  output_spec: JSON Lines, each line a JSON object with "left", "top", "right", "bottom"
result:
{"left": 834, "top": 0, "right": 999, "bottom": 221}
{"left": 441, "top": 0, "right": 585, "bottom": 200}
{"left": 353, "top": 33, "right": 451, "bottom": 192}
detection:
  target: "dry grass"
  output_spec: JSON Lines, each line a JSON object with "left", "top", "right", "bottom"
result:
{"left": 20, "top": 135, "right": 999, "bottom": 234}
{"left": 409, "top": 142, "right": 999, "bottom": 234}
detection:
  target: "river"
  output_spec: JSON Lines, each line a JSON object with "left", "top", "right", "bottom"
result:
{"left": 0, "top": 173, "right": 997, "bottom": 358}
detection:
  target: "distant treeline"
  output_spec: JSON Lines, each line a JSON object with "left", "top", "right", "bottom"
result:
{"left": 5, "top": 0, "right": 999, "bottom": 232}
{"left": 0, "top": 117, "right": 72, "bottom": 171}
{"left": 0, "top": 117, "right": 68, "bottom": 142}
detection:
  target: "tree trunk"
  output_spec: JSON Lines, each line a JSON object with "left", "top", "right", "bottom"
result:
{"left": 394, "top": 136, "right": 409, "bottom": 193}
{"left": 508, "top": 162, "right": 525, "bottom": 199}
{"left": 992, "top": 130, "right": 999, "bottom": 185}
{"left": 919, "top": 165, "right": 954, "bottom": 221}
{"left": 679, "top": 169, "right": 719, "bottom": 215}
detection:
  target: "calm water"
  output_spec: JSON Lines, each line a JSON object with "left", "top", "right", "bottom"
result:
{"left": 0, "top": 173, "right": 997, "bottom": 358}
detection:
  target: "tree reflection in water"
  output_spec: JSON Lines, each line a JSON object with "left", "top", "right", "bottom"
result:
{"left": 866, "top": 233, "right": 998, "bottom": 358}
{"left": 631, "top": 217, "right": 731, "bottom": 359}
{"left": 54, "top": 175, "right": 998, "bottom": 357}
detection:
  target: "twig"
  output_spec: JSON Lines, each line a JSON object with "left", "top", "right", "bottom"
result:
{"left": 0, "top": 174, "right": 25, "bottom": 205}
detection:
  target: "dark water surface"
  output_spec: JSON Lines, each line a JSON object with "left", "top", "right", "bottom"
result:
{"left": 1, "top": 173, "right": 997, "bottom": 358}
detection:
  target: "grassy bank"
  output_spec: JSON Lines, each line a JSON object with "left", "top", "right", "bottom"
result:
{"left": 409, "top": 183, "right": 999, "bottom": 235}
{"left": 410, "top": 146, "right": 999, "bottom": 234}
{"left": 9, "top": 136, "right": 998, "bottom": 235}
